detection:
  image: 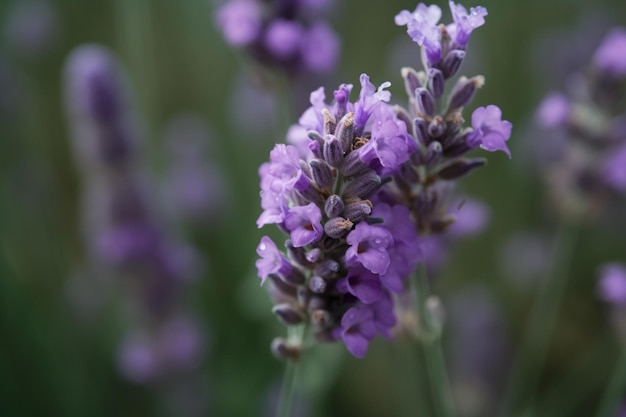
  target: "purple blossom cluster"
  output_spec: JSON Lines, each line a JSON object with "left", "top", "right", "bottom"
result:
{"left": 216, "top": 0, "right": 339, "bottom": 76}
{"left": 255, "top": 2, "right": 511, "bottom": 359}
{"left": 64, "top": 45, "right": 206, "bottom": 386}
{"left": 535, "top": 28, "right": 626, "bottom": 216}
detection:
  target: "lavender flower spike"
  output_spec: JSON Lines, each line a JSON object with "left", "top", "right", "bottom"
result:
{"left": 467, "top": 105, "right": 513, "bottom": 158}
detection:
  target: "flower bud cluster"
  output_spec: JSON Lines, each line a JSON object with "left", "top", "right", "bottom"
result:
{"left": 535, "top": 28, "right": 626, "bottom": 218}
{"left": 257, "top": 75, "right": 421, "bottom": 358}
{"left": 389, "top": 1, "right": 511, "bottom": 235}
{"left": 216, "top": 0, "right": 339, "bottom": 76}
{"left": 64, "top": 45, "right": 206, "bottom": 383}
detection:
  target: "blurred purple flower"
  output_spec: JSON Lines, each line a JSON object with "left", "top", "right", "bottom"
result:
{"left": 4, "top": 1, "right": 58, "bottom": 58}
{"left": 536, "top": 92, "right": 570, "bottom": 128}
{"left": 593, "top": 27, "right": 626, "bottom": 76}
{"left": 216, "top": 0, "right": 262, "bottom": 47}
{"left": 598, "top": 263, "right": 626, "bottom": 305}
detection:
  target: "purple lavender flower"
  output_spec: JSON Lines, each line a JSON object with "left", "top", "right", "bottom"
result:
{"left": 534, "top": 27, "right": 626, "bottom": 217}
{"left": 346, "top": 222, "right": 393, "bottom": 275}
{"left": 65, "top": 45, "right": 208, "bottom": 396}
{"left": 216, "top": 0, "right": 262, "bottom": 47}
{"left": 300, "top": 22, "right": 340, "bottom": 74}
{"left": 602, "top": 144, "right": 626, "bottom": 192}
{"left": 467, "top": 105, "right": 513, "bottom": 158}
{"left": 447, "top": 0, "right": 487, "bottom": 49}
{"left": 215, "top": 0, "right": 340, "bottom": 76}
{"left": 395, "top": 3, "right": 443, "bottom": 65}
{"left": 284, "top": 203, "right": 324, "bottom": 247}
{"left": 255, "top": 2, "right": 510, "bottom": 359}
{"left": 256, "top": 236, "right": 293, "bottom": 285}
{"left": 593, "top": 27, "right": 626, "bottom": 76}
{"left": 536, "top": 92, "right": 570, "bottom": 128}
{"left": 598, "top": 263, "right": 626, "bottom": 305}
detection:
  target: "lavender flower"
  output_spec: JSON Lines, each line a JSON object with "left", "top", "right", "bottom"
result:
{"left": 533, "top": 27, "right": 626, "bottom": 218}
{"left": 257, "top": 73, "right": 419, "bottom": 358}
{"left": 216, "top": 0, "right": 340, "bottom": 76}
{"left": 598, "top": 263, "right": 626, "bottom": 305}
{"left": 467, "top": 105, "right": 513, "bottom": 158}
{"left": 593, "top": 27, "right": 626, "bottom": 77}
{"left": 395, "top": 1, "right": 487, "bottom": 71}
{"left": 256, "top": 1, "right": 511, "bottom": 359}
{"left": 64, "top": 45, "right": 208, "bottom": 397}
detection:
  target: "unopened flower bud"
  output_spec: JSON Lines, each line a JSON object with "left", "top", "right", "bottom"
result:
{"left": 305, "top": 248, "right": 322, "bottom": 263}
{"left": 307, "top": 295, "right": 327, "bottom": 313}
{"left": 272, "top": 303, "right": 305, "bottom": 325}
{"left": 402, "top": 67, "right": 423, "bottom": 99}
{"left": 335, "top": 112, "right": 354, "bottom": 153}
{"left": 343, "top": 172, "right": 381, "bottom": 198}
{"left": 442, "top": 49, "right": 465, "bottom": 79}
{"left": 321, "top": 108, "right": 336, "bottom": 136}
{"left": 271, "top": 337, "right": 301, "bottom": 361}
{"left": 307, "top": 130, "right": 324, "bottom": 158}
{"left": 425, "top": 141, "right": 443, "bottom": 166}
{"left": 427, "top": 68, "right": 445, "bottom": 98}
{"left": 311, "top": 309, "right": 334, "bottom": 330}
{"left": 314, "top": 259, "right": 341, "bottom": 277}
{"left": 437, "top": 158, "right": 486, "bottom": 180}
{"left": 309, "top": 275, "right": 327, "bottom": 293}
{"left": 269, "top": 275, "right": 297, "bottom": 299}
{"left": 323, "top": 135, "right": 344, "bottom": 168}
{"left": 416, "top": 87, "right": 435, "bottom": 117}
{"left": 344, "top": 200, "right": 373, "bottom": 222}
{"left": 324, "top": 194, "right": 344, "bottom": 218}
{"left": 285, "top": 240, "right": 309, "bottom": 267}
{"left": 310, "top": 159, "right": 333, "bottom": 189}
{"left": 324, "top": 216, "right": 353, "bottom": 238}
{"left": 340, "top": 150, "right": 368, "bottom": 176}
{"left": 428, "top": 115, "right": 446, "bottom": 138}
{"left": 413, "top": 117, "right": 430, "bottom": 146}
{"left": 448, "top": 76, "right": 484, "bottom": 112}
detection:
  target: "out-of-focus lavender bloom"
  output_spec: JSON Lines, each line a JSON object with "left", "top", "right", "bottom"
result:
{"left": 593, "top": 28, "right": 626, "bottom": 77}
{"left": 64, "top": 45, "right": 208, "bottom": 397}
{"left": 533, "top": 27, "right": 626, "bottom": 218}
{"left": 602, "top": 144, "right": 626, "bottom": 191}
{"left": 216, "top": 0, "right": 262, "bottom": 47}
{"left": 215, "top": 0, "right": 340, "bottom": 76}
{"left": 536, "top": 92, "right": 570, "bottom": 128}
{"left": 3, "top": 1, "right": 58, "bottom": 58}
{"left": 598, "top": 263, "right": 626, "bottom": 305}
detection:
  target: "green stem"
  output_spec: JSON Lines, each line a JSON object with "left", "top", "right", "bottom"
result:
{"left": 503, "top": 218, "right": 580, "bottom": 416}
{"left": 276, "top": 359, "right": 297, "bottom": 417}
{"left": 276, "top": 325, "right": 306, "bottom": 417}
{"left": 595, "top": 350, "right": 626, "bottom": 417}
{"left": 413, "top": 263, "right": 456, "bottom": 417}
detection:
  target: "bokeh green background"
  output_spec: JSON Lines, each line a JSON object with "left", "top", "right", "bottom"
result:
{"left": 1, "top": 0, "right": 626, "bottom": 416}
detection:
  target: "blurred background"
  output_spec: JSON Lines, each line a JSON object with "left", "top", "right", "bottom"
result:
{"left": 1, "top": 0, "right": 626, "bottom": 416}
